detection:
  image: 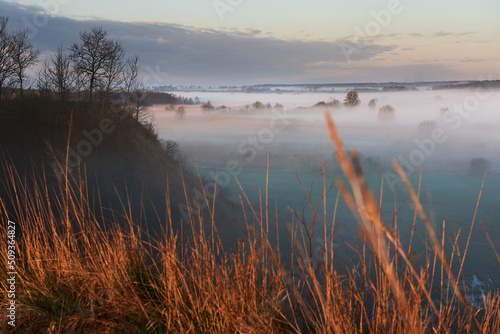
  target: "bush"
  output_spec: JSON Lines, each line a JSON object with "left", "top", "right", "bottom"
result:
{"left": 201, "top": 100, "right": 214, "bottom": 111}
{"left": 439, "top": 107, "right": 450, "bottom": 117}
{"left": 378, "top": 104, "right": 395, "bottom": 121}
{"left": 175, "top": 106, "right": 185, "bottom": 119}
{"left": 344, "top": 91, "right": 361, "bottom": 107}
{"left": 368, "top": 98, "right": 378, "bottom": 109}
{"left": 330, "top": 99, "right": 340, "bottom": 108}
{"left": 418, "top": 120, "right": 437, "bottom": 133}
{"left": 314, "top": 101, "right": 328, "bottom": 107}
{"left": 314, "top": 99, "right": 340, "bottom": 108}
{"left": 252, "top": 101, "right": 264, "bottom": 110}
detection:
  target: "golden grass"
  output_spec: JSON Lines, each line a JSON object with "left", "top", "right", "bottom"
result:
{"left": 0, "top": 114, "right": 499, "bottom": 333}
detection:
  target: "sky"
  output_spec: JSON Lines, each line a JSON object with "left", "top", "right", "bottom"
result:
{"left": 1, "top": 0, "right": 499, "bottom": 85}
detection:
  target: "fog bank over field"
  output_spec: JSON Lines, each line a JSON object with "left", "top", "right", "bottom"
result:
{"left": 154, "top": 88, "right": 500, "bottom": 175}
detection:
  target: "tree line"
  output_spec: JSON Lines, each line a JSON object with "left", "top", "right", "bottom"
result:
{"left": 0, "top": 17, "right": 149, "bottom": 120}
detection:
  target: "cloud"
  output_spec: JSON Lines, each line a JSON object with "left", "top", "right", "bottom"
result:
{"left": 460, "top": 58, "right": 485, "bottom": 63}
{"left": 433, "top": 31, "right": 454, "bottom": 37}
{"left": 0, "top": 1, "right": 483, "bottom": 84}
{"left": 433, "top": 31, "right": 480, "bottom": 38}
{"left": 306, "top": 63, "right": 465, "bottom": 83}
{"left": 456, "top": 31, "right": 478, "bottom": 36}
{"left": 0, "top": 1, "right": 395, "bottom": 84}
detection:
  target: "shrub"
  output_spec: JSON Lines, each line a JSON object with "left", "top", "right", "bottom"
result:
{"left": 201, "top": 100, "right": 214, "bottom": 111}
{"left": 378, "top": 104, "right": 395, "bottom": 121}
{"left": 314, "top": 99, "right": 340, "bottom": 108}
{"left": 253, "top": 101, "right": 264, "bottom": 109}
{"left": 314, "top": 101, "right": 328, "bottom": 107}
{"left": 368, "top": 98, "right": 378, "bottom": 109}
{"left": 330, "top": 99, "right": 340, "bottom": 108}
{"left": 439, "top": 107, "right": 450, "bottom": 117}
{"left": 175, "top": 106, "right": 185, "bottom": 119}
{"left": 418, "top": 120, "right": 437, "bottom": 133}
{"left": 344, "top": 91, "right": 361, "bottom": 107}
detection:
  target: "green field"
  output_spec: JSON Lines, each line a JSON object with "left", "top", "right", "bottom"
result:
{"left": 199, "top": 167, "right": 500, "bottom": 286}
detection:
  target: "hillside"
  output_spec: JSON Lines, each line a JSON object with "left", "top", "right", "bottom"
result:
{"left": 0, "top": 95, "right": 245, "bottom": 244}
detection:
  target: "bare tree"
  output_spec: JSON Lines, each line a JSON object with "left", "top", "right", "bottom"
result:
{"left": 123, "top": 55, "right": 139, "bottom": 96}
{"left": 10, "top": 28, "right": 40, "bottom": 97}
{"left": 69, "top": 27, "right": 124, "bottom": 103}
{"left": 38, "top": 44, "right": 74, "bottom": 101}
{"left": 101, "top": 40, "right": 125, "bottom": 99}
{"left": 129, "top": 82, "right": 150, "bottom": 123}
{"left": 123, "top": 55, "right": 150, "bottom": 123}
{"left": 175, "top": 106, "right": 186, "bottom": 119}
{"left": 0, "top": 17, "right": 16, "bottom": 100}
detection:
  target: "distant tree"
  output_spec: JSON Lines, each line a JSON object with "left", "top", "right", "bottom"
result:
{"left": 202, "top": 100, "right": 214, "bottom": 111}
{"left": 122, "top": 55, "right": 150, "bottom": 123}
{"left": 417, "top": 120, "right": 437, "bottom": 133}
{"left": 0, "top": 17, "right": 16, "bottom": 100}
{"left": 101, "top": 40, "right": 125, "bottom": 99}
{"left": 274, "top": 103, "right": 284, "bottom": 110}
{"left": 37, "top": 44, "right": 74, "bottom": 101}
{"left": 129, "top": 83, "right": 150, "bottom": 123}
{"left": 439, "top": 107, "right": 450, "bottom": 117}
{"left": 368, "top": 98, "right": 378, "bottom": 109}
{"left": 344, "top": 90, "right": 361, "bottom": 107}
{"left": 314, "top": 101, "right": 328, "bottom": 107}
{"left": 123, "top": 55, "right": 139, "bottom": 96}
{"left": 330, "top": 99, "right": 340, "bottom": 108}
{"left": 10, "top": 28, "right": 40, "bottom": 97}
{"left": 378, "top": 104, "right": 395, "bottom": 121}
{"left": 175, "top": 106, "right": 186, "bottom": 119}
{"left": 252, "top": 101, "right": 264, "bottom": 109}
{"left": 70, "top": 27, "right": 124, "bottom": 103}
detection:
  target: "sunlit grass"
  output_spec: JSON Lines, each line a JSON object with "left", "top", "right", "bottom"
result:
{"left": 1, "top": 114, "right": 499, "bottom": 333}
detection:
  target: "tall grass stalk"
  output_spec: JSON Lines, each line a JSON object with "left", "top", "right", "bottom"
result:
{"left": 0, "top": 114, "right": 499, "bottom": 333}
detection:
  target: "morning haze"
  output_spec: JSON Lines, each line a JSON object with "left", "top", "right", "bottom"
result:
{"left": 0, "top": 0, "right": 499, "bottom": 332}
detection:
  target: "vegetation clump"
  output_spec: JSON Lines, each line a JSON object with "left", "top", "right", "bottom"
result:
{"left": 201, "top": 100, "right": 214, "bottom": 110}
{"left": 418, "top": 120, "right": 438, "bottom": 133}
{"left": 313, "top": 99, "right": 340, "bottom": 108}
{"left": 368, "top": 98, "right": 378, "bottom": 109}
{"left": 343, "top": 90, "right": 361, "bottom": 107}
{"left": 378, "top": 104, "right": 395, "bottom": 121}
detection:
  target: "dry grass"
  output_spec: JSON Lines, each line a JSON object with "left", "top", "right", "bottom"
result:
{"left": 0, "top": 113, "right": 499, "bottom": 333}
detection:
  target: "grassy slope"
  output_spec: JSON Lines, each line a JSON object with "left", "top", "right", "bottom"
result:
{"left": 0, "top": 94, "right": 245, "bottom": 243}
